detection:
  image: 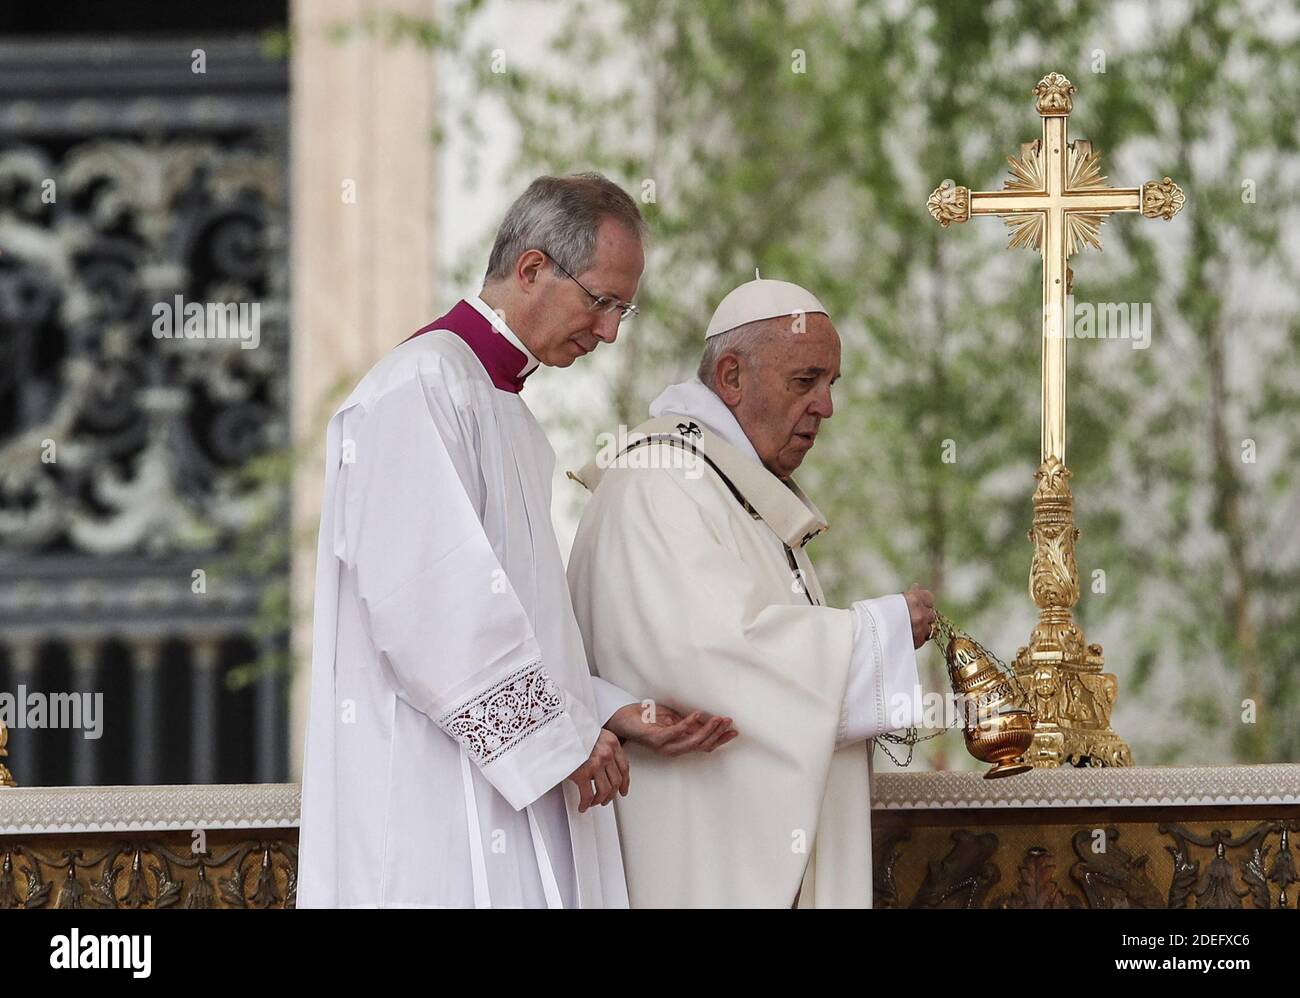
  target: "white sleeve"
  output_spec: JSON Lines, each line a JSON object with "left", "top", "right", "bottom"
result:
{"left": 589, "top": 676, "right": 640, "bottom": 726}
{"left": 838, "top": 594, "right": 923, "bottom": 745}
{"left": 339, "top": 373, "right": 590, "bottom": 810}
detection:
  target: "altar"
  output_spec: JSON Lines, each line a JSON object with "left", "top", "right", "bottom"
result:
{"left": 871, "top": 764, "right": 1300, "bottom": 909}
{"left": 2, "top": 766, "right": 1297, "bottom": 908}
{"left": 0, "top": 784, "right": 300, "bottom": 909}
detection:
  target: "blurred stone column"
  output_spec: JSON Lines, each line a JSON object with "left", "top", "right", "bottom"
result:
{"left": 69, "top": 638, "right": 99, "bottom": 786}
{"left": 191, "top": 637, "right": 221, "bottom": 785}
{"left": 289, "top": 0, "right": 441, "bottom": 780}
{"left": 131, "top": 639, "right": 162, "bottom": 785}
{"left": 256, "top": 635, "right": 282, "bottom": 783}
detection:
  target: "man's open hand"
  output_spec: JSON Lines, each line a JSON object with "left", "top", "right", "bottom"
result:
{"left": 606, "top": 702, "right": 738, "bottom": 757}
{"left": 566, "top": 729, "right": 629, "bottom": 813}
{"left": 904, "top": 584, "right": 938, "bottom": 649}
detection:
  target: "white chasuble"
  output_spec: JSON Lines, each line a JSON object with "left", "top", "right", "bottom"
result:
{"left": 298, "top": 297, "right": 631, "bottom": 908}
{"left": 567, "top": 381, "right": 922, "bottom": 908}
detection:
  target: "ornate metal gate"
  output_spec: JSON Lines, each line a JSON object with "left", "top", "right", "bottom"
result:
{"left": 0, "top": 35, "right": 290, "bottom": 786}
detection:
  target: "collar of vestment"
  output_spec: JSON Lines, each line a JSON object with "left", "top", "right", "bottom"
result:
{"left": 571, "top": 415, "right": 829, "bottom": 549}
{"left": 648, "top": 377, "right": 763, "bottom": 464}
{"left": 403, "top": 296, "right": 540, "bottom": 393}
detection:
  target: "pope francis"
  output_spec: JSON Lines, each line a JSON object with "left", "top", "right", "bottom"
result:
{"left": 567, "top": 278, "right": 938, "bottom": 908}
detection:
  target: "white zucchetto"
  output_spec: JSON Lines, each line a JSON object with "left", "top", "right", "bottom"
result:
{"left": 704, "top": 278, "right": 829, "bottom": 339}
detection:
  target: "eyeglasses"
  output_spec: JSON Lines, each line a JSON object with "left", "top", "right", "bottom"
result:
{"left": 539, "top": 250, "right": 639, "bottom": 321}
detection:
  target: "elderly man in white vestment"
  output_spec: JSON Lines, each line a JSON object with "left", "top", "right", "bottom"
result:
{"left": 568, "top": 278, "right": 938, "bottom": 908}
{"left": 298, "top": 174, "right": 735, "bottom": 909}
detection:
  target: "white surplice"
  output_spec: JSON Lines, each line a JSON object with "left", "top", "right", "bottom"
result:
{"left": 567, "top": 378, "right": 923, "bottom": 908}
{"left": 298, "top": 297, "right": 633, "bottom": 908}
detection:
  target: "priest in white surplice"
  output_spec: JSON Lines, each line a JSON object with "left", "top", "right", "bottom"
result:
{"left": 568, "top": 278, "right": 938, "bottom": 908}
{"left": 298, "top": 174, "right": 734, "bottom": 909}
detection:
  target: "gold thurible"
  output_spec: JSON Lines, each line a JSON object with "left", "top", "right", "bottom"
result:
{"left": 932, "top": 614, "right": 1034, "bottom": 779}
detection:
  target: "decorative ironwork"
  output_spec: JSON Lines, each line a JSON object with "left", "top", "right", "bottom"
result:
{"left": 0, "top": 37, "right": 290, "bottom": 786}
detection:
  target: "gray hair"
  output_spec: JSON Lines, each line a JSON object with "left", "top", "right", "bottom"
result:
{"left": 484, "top": 172, "right": 647, "bottom": 282}
{"left": 697, "top": 318, "right": 780, "bottom": 389}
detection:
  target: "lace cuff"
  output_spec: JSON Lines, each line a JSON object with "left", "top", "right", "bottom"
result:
{"left": 437, "top": 661, "right": 566, "bottom": 765}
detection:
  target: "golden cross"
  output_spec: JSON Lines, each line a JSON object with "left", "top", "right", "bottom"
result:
{"left": 927, "top": 72, "right": 1184, "bottom": 770}
{"left": 928, "top": 71, "right": 1183, "bottom": 465}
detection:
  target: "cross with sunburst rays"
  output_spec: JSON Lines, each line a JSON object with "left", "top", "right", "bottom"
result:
{"left": 924, "top": 72, "right": 1185, "bottom": 771}
{"left": 927, "top": 70, "right": 1184, "bottom": 466}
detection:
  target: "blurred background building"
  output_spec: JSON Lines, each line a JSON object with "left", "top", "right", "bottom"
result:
{"left": 0, "top": 2, "right": 292, "bottom": 785}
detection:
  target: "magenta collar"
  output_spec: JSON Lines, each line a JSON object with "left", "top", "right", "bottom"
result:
{"left": 405, "top": 299, "right": 533, "bottom": 393}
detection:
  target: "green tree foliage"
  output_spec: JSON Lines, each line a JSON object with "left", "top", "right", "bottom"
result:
{"left": 387, "top": 0, "right": 1300, "bottom": 765}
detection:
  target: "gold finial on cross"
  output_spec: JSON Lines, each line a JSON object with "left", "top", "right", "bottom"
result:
{"left": 1033, "top": 71, "right": 1077, "bottom": 115}
{"left": 926, "top": 72, "right": 1185, "bottom": 771}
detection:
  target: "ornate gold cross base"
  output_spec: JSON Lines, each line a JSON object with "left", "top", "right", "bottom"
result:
{"left": 0, "top": 721, "right": 14, "bottom": 787}
{"left": 1013, "top": 458, "right": 1131, "bottom": 768}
